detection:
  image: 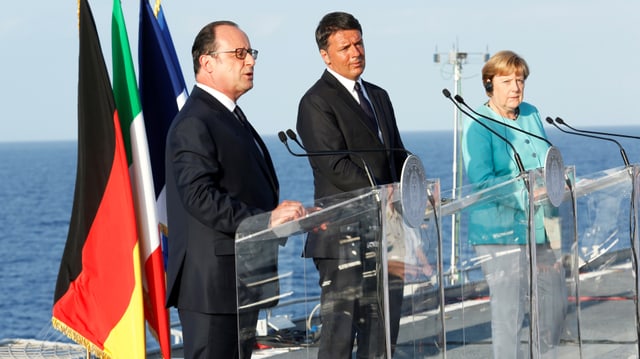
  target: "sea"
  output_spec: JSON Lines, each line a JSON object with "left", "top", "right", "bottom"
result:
{"left": 2, "top": 127, "right": 640, "bottom": 345}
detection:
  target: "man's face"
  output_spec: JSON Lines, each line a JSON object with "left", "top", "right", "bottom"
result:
{"left": 320, "top": 29, "right": 365, "bottom": 81}
{"left": 200, "top": 24, "right": 256, "bottom": 101}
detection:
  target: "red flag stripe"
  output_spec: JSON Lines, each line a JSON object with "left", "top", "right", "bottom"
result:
{"left": 53, "top": 1, "right": 145, "bottom": 357}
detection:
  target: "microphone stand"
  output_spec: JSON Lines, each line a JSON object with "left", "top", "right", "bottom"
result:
{"left": 287, "top": 129, "right": 414, "bottom": 156}
{"left": 545, "top": 117, "right": 630, "bottom": 167}
{"left": 556, "top": 117, "right": 640, "bottom": 141}
{"left": 277, "top": 131, "right": 377, "bottom": 189}
{"left": 454, "top": 94, "right": 553, "bottom": 147}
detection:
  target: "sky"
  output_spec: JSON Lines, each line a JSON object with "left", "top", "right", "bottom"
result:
{"left": 1, "top": 0, "right": 638, "bottom": 142}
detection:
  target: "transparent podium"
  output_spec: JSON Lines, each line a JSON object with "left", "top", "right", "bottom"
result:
{"left": 441, "top": 164, "right": 640, "bottom": 358}
{"left": 235, "top": 181, "right": 443, "bottom": 358}
{"left": 235, "top": 165, "right": 640, "bottom": 358}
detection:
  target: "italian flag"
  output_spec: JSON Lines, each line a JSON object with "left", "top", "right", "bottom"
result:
{"left": 52, "top": 0, "right": 146, "bottom": 357}
{"left": 112, "top": 0, "right": 171, "bottom": 358}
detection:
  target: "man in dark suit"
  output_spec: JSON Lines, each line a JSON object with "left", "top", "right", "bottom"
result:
{"left": 296, "top": 11, "right": 408, "bottom": 359}
{"left": 165, "top": 21, "right": 306, "bottom": 359}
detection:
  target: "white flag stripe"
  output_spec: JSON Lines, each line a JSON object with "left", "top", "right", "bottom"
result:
{"left": 129, "top": 112, "right": 161, "bottom": 266}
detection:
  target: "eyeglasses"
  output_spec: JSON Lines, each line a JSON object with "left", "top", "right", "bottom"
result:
{"left": 208, "top": 48, "right": 258, "bottom": 60}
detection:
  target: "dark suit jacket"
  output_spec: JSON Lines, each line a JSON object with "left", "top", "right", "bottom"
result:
{"left": 296, "top": 70, "right": 407, "bottom": 258}
{"left": 165, "top": 86, "right": 279, "bottom": 314}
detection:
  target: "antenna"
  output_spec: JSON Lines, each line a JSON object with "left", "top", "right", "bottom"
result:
{"left": 434, "top": 42, "right": 490, "bottom": 285}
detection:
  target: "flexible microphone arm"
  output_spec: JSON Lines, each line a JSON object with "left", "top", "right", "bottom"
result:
{"left": 286, "top": 129, "right": 414, "bottom": 156}
{"left": 278, "top": 131, "right": 377, "bottom": 189}
{"left": 555, "top": 117, "right": 640, "bottom": 140}
{"left": 545, "top": 117, "right": 630, "bottom": 167}
{"left": 453, "top": 94, "right": 553, "bottom": 147}
{"left": 442, "top": 89, "right": 526, "bottom": 174}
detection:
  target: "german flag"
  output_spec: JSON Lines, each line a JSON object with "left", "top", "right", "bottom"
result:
{"left": 52, "top": 0, "right": 145, "bottom": 357}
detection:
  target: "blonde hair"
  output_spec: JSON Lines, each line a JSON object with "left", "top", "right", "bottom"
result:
{"left": 481, "top": 50, "right": 530, "bottom": 92}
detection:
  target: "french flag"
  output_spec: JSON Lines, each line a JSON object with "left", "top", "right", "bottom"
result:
{"left": 138, "top": 1, "right": 188, "bottom": 272}
{"left": 138, "top": 1, "right": 188, "bottom": 358}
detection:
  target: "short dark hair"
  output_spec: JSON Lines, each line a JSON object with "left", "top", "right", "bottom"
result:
{"left": 191, "top": 20, "right": 238, "bottom": 76}
{"left": 315, "top": 12, "right": 362, "bottom": 51}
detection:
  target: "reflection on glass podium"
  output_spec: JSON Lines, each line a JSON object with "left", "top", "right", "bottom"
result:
{"left": 235, "top": 164, "right": 640, "bottom": 358}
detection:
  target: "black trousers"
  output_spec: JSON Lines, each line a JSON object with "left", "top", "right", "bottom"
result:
{"left": 314, "top": 258, "right": 403, "bottom": 359}
{"left": 178, "top": 309, "right": 259, "bottom": 359}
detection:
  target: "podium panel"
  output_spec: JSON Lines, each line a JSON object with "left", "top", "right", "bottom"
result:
{"left": 570, "top": 166, "right": 640, "bottom": 358}
{"left": 235, "top": 182, "right": 443, "bottom": 358}
{"left": 392, "top": 180, "right": 443, "bottom": 358}
{"left": 531, "top": 166, "right": 579, "bottom": 358}
{"left": 439, "top": 167, "right": 579, "bottom": 358}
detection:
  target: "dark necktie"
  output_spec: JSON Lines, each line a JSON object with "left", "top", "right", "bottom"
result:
{"left": 233, "top": 106, "right": 264, "bottom": 157}
{"left": 233, "top": 106, "right": 250, "bottom": 129}
{"left": 354, "top": 82, "right": 379, "bottom": 134}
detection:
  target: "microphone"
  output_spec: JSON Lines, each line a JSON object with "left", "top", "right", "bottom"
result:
{"left": 286, "top": 129, "right": 414, "bottom": 157}
{"left": 285, "top": 129, "right": 304, "bottom": 149}
{"left": 545, "top": 117, "right": 630, "bottom": 167}
{"left": 277, "top": 131, "right": 377, "bottom": 188}
{"left": 555, "top": 117, "right": 640, "bottom": 140}
{"left": 453, "top": 94, "right": 554, "bottom": 148}
{"left": 442, "top": 89, "right": 526, "bottom": 174}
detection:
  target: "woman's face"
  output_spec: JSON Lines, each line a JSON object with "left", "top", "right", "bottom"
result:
{"left": 489, "top": 72, "right": 525, "bottom": 115}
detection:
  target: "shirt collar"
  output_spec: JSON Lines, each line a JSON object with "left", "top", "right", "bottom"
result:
{"left": 326, "top": 67, "right": 364, "bottom": 96}
{"left": 196, "top": 82, "right": 236, "bottom": 112}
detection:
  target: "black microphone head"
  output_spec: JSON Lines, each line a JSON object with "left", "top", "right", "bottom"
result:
{"left": 454, "top": 94, "right": 465, "bottom": 104}
{"left": 278, "top": 131, "right": 287, "bottom": 143}
{"left": 286, "top": 129, "right": 297, "bottom": 141}
{"left": 555, "top": 117, "right": 565, "bottom": 125}
{"left": 545, "top": 117, "right": 554, "bottom": 124}
{"left": 442, "top": 88, "right": 451, "bottom": 98}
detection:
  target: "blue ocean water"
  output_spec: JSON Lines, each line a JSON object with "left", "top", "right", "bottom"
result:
{"left": 2, "top": 127, "right": 640, "bottom": 342}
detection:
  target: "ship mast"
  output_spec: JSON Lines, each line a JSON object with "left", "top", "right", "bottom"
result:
{"left": 434, "top": 43, "right": 489, "bottom": 284}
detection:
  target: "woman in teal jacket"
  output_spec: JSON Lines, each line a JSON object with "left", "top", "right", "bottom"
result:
{"left": 461, "top": 50, "right": 567, "bottom": 359}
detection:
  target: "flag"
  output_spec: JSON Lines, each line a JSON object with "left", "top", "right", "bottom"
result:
{"left": 112, "top": 1, "right": 171, "bottom": 358}
{"left": 138, "top": 0, "right": 188, "bottom": 266}
{"left": 52, "top": 0, "right": 145, "bottom": 357}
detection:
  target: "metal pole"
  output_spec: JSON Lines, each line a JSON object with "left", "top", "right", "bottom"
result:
{"left": 449, "top": 52, "right": 461, "bottom": 285}
{"left": 434, "top": 45, "right": 489, "bottom": 285}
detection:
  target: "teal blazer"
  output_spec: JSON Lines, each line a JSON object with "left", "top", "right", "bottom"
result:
{"left": 462, "top": 102, "right": 550, "bottom": 245}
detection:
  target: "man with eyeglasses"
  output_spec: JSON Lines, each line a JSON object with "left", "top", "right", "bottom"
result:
{"left": 296, "top": 11, "right": 409, "bottom": 359}
{"left": 165, "top": 21, "right": 306, "bottom": 359}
